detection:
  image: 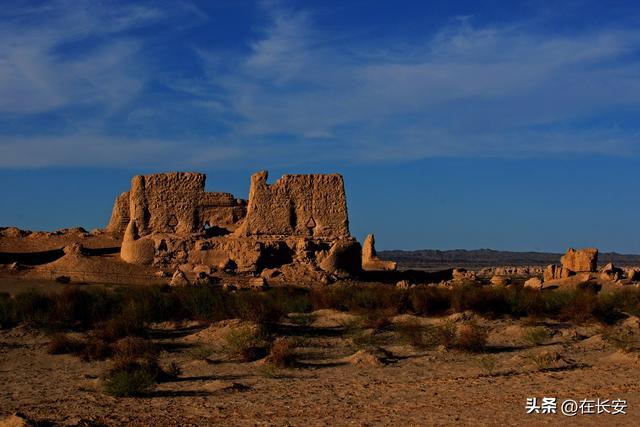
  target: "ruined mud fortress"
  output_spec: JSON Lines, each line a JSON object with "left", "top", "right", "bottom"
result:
{"left": 107, "top": 171, "right": 394, "bottom": 284}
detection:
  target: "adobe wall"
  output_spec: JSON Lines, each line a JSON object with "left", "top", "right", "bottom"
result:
{"left": 240, "top": 171, "right": 350, "bottom": 239}
{"left": 106, "top": 191, "right": 130, "bottom": 234}
{"left": 118, "top": 172, "right": 247, "bottom": 236}
{"left": 130, "top": 172, "right": 205, "bottom": 235}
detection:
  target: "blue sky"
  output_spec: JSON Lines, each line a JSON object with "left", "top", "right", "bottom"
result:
{"left": 1, "top": 0, "right": 639, "bottom": 252}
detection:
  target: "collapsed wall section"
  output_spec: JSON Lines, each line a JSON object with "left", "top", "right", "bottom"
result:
{"left": 199, "top": 192, "right": 246, "bottom": 232}
{"left": 240, "top": 171, "right": 350, "bottom": 239}
{"left": 109, "top": 172, "right": 247, "bottom": 236}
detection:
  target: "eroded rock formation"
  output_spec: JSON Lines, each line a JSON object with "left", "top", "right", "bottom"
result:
{"left": 560, "top": 248, "right": 598, "bottom": 273}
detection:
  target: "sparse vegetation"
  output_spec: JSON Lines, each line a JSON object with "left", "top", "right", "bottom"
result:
{"left": 454, "top": 322, "right": 488, "bottom": 353}
{"left": 102, "top": 337, "right": 169, "bottom": 397}
{"left": 222, "top": 324, "right": 269, "bottom": 362}
{"left": 602, "top": 327, "right": 636, "bottom": 353}
{"left": 522, "top": 326, "right": 553, "bottom": 347}
{"left": 266, "top": 337, "right": 297, "bottom": 368}
{"left": 477, "top": 355, "right": 498, "bottom": 375}
{"left": 46, "top": 333, "right": 85, "bottom": 355}
{"left": 526, "top": 351, "right": 562, "bottom": 371}
{"left": 187, "top": 344, "right": 214, "bottom": 361}
{"left": 288, "top": 312, "right": 316, "bottom": 327}
{"left": 4, "top": 286, "right": 640, "bottom": 356}
{"left": 396, "top": 319, "right": 429, "bottom": 349}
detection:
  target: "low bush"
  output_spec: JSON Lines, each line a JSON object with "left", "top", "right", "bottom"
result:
{"left": 287, "top": 312, "right": 317, "bottom": 328}
{"left": 522, "top": 326, "right": 552, "bottom": 347}
{"left": 46, "top": 333, "right": 85, "bottom": 354}
{"left": 0, "top": 292, "right": 17, "bottom": 328}
{"left": 397, "top": 320, "right": 458, "bottom": 350}
{"left": 222, "top": 325, "right": 269, "bottom": 362}
{"left": 266, "top": 337, "right": 297, "bottom": 368}
{"left": 102, "top": 337, "right": 166, "bottom": 396}
{"left": 103, "top": 361, "right": 158, "bottom": 397}
{"left": 187, "top": 344, "right": 214, "bottom": 361}
{"left": 396, "top": 319, "right": 429, "bottom": 349}
{"left": 3, "top": 284, "right": 640, "bottom": 337}
{"left": 80, "top": 337, "right": 112, "bottom": 361}
{"left": 526, "top": 351, "right": 561, "bottom": 371}
{"left": 477, "top": 355, "right": 498, "bottom": 375}
{"left": 454, "top": 322, "right": 488, "bottom": 353}
{"left": 111, "top": 337, "right": 157, "bottom": 361}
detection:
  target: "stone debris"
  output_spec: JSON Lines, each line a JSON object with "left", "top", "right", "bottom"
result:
{"left": 600, "top": 262, "right": 624, "bottom": 282}
{"left": 490, "top": 275, "right": 511, "bottom": 286}
{"left": 524, "top": 277, "right": 543, "bottom": 290}
{"left": 170, "top": 269, "right": 189, "bottom": 287}
{"left": 396, "top": 280, "right": 410, "bottom": 289}
{"left": 452, "top": 268, "right": 477, "bottom": 281}
{"left": 246, "top": 277, "right": 269, "bottom": 291}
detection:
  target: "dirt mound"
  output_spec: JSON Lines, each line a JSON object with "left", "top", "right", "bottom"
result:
{"left": 342, "top": 348, "right": 395, "bottom": 366}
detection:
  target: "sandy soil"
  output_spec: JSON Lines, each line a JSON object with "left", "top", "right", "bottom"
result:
{"left": 1, "top": 311, "right": 639, "bottom": 426}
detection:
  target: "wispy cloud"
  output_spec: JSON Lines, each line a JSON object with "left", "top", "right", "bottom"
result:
{"left": 1, "top": 1, "right": 639, "bottom": 168}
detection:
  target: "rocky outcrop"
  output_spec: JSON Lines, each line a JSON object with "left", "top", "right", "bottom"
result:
{"left": 452, "top": 268, "right": 477, "bottom": 281}
{"left": 543, "top": 264, "right": 571, "bottom": 281}
{"left": 362, "top": 234, "right": 397, "bottom": 271}
{"left": 560, "top": 248, "right": 598, "bottom": 273}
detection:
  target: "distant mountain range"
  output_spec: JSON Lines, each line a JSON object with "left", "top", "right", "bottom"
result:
{"left": 378, "top": 249, "right": 640, "bottom": 270}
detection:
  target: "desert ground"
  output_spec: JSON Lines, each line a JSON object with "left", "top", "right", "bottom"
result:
{"left": 2, "top": 282, "right": 640, "bottom": 426}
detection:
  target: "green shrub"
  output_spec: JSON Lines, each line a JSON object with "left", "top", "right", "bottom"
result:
{"left": 222, "top": 325, "right": 268, "bottom": 362}
{"left": 103, "top": 361, "right": 157, "bottom": 397}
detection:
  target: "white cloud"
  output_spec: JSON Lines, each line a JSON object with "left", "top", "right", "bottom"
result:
{"left": 1, "top": 1, "right": 639, "bottom": 168}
